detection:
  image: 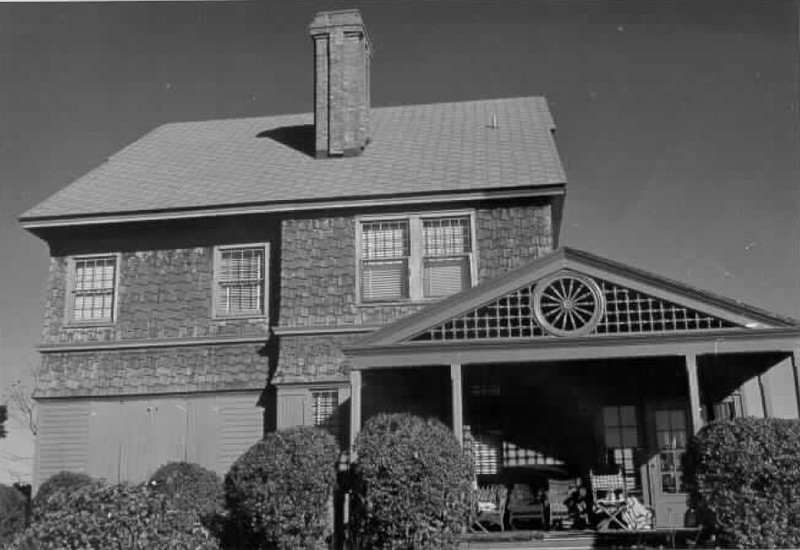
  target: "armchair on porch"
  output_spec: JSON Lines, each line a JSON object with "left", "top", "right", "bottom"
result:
{"left": 507, "top": 484, "right": 546, "bottom": 529}
{"left": 471, "top": 484, "right": 508, "bottom": 533}
{"left": 547, "top": 478, "right": 577, "bottom": 529}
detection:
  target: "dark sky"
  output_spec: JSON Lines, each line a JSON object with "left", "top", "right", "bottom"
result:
{"left": 1, "top": 1, "right": 798, "bottom": 394}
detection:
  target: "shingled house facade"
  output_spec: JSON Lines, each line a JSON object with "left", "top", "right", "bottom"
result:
{"left": 20, "top": 10, "right": 800, "bottom": 528}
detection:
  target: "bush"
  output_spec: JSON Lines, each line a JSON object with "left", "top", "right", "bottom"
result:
{"left": 9, "top": 482, "right": 220, "bottom": 550}
{"left": 149, "top": 461, "right": 224, "bottom": 529}
{"left": 33, "top": 470, "right": 96, "bottom": 517}
{"left": 225, "top": 426, "right": 339, "bottom": 549}
{"left": 0, "top": 484, "right": 27, "bottom": 546}
{"left": 350, "top": 413, "right": 474, "bottom": 549}
{"left": 685, "top": 417, "right": 800, "bottom": 548}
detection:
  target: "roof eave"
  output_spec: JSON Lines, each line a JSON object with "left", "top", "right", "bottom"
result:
{"left": 19, "top": 183, "right": 566, "bottom": 230}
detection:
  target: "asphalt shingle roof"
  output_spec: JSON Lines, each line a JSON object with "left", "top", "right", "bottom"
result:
{"left": 21, "top": 96, "right": 566, "bottom": 222}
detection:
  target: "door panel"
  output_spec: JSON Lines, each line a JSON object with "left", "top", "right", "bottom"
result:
{"left": 646, "top": 403, "right": 690, "bottom": 527}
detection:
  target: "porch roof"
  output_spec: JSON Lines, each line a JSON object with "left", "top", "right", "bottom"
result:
{"left": 345, "top": 248, "right": 800, "bottom": 368}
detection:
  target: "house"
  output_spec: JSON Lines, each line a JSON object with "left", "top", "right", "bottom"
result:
{"left": 19, "top": 9, "right": 800, "bottom": 529}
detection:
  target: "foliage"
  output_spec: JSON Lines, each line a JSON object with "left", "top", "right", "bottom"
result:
{"left": 9, "top": 482, "right": 220, "bottom": 550}
{"left": 685, "top": 417, "right": 800, "bottom": 549}
{"left": 0, "top": 405, "right": 7, "bottom": 439}
{"left": 32, "top": 470, "right": 98, "bottom": 518}
{"left": 2, "top": 380, "right": 37, "bottom": 436}
{"left": 350, "top": 413, "right": 475, "bottom": 549}
{"left": 225, "top": 426, "right": 339, "bottom": 549}
{"left": 149, "top": 461, "right": 225, "bottom": 532}
{"left": 0, "top": 484, "right": 27, "bottom": 546}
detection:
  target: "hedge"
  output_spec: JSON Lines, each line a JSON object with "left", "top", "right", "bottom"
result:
{"left": 685, "top": 417, "right": 800, "bottom": 548}
{"left": 350, "top": 413, "right": 474, "bottom": 549}
{"left": 149, "top": 461, "right": 224, "bottom": 532}
{"left": 32, "top": 471, "right": 97, "bottom": 519}
{"left": 8, "top": 482, "right": 220, "bottom": 550}
{"left": 0, "top": 484, "right": 27, "bottom": 547}
{"left": 225, "top": 426, "right": 339, "bottom": 549}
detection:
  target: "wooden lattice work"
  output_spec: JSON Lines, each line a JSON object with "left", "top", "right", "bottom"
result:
{"left": 409, "top": 272, "right": 739, "bottom": 342}
{"left": 594, "top": 280, "right": 737, "bottom": 334}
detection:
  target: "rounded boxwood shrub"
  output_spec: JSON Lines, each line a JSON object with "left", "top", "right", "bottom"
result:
{"left": 0, "top": 484, "right": 27, "bottom": 546}
{"left": 149, "top": 461, "right": 224, "bottom": 529}
{"left": 225, "top": 426, "right": 339, "bottom": 550}
{"left": 350, "top": 413, "right": 475, "bottom": 549}
{"left": 9, "top": 482, "right": 220, "bottom": 550}
{"left": 685, "top": 417, "right": 800, "bottom": 548}
{"left": 32, "top": 471, "right": 97, "bottom": 519}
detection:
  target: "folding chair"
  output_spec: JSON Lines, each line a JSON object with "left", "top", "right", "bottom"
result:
{"left": 589, "top": 470, "right": 630, "bottom": 531}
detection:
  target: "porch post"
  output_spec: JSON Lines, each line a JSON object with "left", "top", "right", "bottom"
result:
{"left": 450, "top": 363, "right": 463, "bottom": 445}
{"left": 685, "top": 354, "right": 704, "bottom": 434}
{"left": 758, "top": 373, "right": 774, "bottom": 418}
{"left": 791, "top": 350, "right": 800, "bottom": 417}
{"left": 350, "top": 370, "right": 362, "bottom": 453}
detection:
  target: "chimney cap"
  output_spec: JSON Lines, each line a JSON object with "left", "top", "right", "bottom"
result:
{"left": 309, "top": 9, "right": 365, "bottom": 35}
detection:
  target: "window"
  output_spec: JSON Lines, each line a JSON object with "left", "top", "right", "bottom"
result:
{"left": 214, "top": 245, "right": 267, "bottom": 317}
{"left": 359, "top": 213, "right": 474, "bottom": 302}
{"left": 603, "top": 405, "right": 640, "bottom": 491}
{"left": 69, "top": 255, "right": 117, "bottom": 323}
{"left": 312, "top": 389, "right": 341, "bottom": 442}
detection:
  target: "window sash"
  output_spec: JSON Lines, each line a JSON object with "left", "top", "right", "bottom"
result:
{"left": 71, "top": 256, "right": 116, "bottom": 322}
{"left": 216, "top": 246, "right": 266, "bottom": 316}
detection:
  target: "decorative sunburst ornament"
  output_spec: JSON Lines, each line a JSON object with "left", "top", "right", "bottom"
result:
{"left": 533, "top": 272, "right": 604, "bottom": 336}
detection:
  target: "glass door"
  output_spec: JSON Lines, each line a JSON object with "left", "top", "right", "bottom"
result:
{"left": 646, "top": 405, "right": 689, "bottom": 527}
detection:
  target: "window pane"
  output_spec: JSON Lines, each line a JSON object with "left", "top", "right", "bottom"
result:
{"left": 620, "top": 406, "right": 637, "bottom": 426}
{"left": 603, "top": 406, "right": 620, "bottom": 427}
{"left": 621, "top": 427, "right": 638, "bottom": 447}
{"left": 655, "top": 411, "right": 670, "bottom": 430}
{"left": 423, "top": 257, "right": 469, "bottom": 297}
{"left": 605, "top": 429, "right": 621, "bottom": 448}
{"left": 362, "top": 260, "right": 408, "bottom": 301}
{"left": 362, "top": 220, "right": 409, "bottom": 259}
{"left": 423, "top": 217, "right": 470, "bottom": 256}
{"left": 670, "top": 410, "right": 686, "bottom": 430}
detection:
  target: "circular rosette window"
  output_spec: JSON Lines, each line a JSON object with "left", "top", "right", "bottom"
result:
{"left": 533, "top": 272, "right": 605, "bottom": 337}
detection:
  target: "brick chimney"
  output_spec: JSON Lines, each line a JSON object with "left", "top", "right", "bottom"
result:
{"left": 309, "top": 9, "right": 371, "bottom": 158}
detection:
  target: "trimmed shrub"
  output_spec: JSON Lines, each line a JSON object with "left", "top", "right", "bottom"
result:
{"left": 0, "top": 484, "right": 27, "bottom": 546}
{"left": 149, "top": 461, "right": 224, "bottom": 529}
{"left": 225, "top": 426, "right": 339, "bottom": 549}
{"left": 32, "top": 470, "right": 96, "bottom": 517}
{"left": 685, "top": 417, "right": 800, "bottom": 548}
{"left": 9, "top": 482, "right": 220, "bottom": 550}
{"left": 350, "top": 413, "right": 475, "bottom": 549}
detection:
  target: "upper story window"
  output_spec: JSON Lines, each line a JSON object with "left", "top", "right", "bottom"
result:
{"left": 214, "top": 244, "right": 268, "bottom": 318}
{"left": 358, "top": 213, "right": 474, "bottom": 303}
{"left": 69, "top": 255, "right": 118, "bottom": 323}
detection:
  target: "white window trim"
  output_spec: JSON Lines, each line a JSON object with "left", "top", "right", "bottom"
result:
{"left": 212, "top": 243, "right": 270, "bottom": 320}
{"left": 64, "top": 253, "right": 121, "bottom": 326}
{"left": 355, "top": 210, "right": 477, "bottom": 305}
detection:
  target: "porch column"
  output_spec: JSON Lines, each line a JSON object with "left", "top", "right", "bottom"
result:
{"left": 685, "top": 354, "right": 703, "bottom": 434}
{"left": 450, "top": 363, "right": 463, "bottom": 445}
{"left": 350, "top": 370, "right": 362, "bottom": 453}
{"left": 758, "top": 373, "right": 774, "bottom": 418}
{"left": 791, "top": 350, "right": 800, "bottom": 417}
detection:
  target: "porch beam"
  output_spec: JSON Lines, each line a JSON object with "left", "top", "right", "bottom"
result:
{"left": 450, "top": 364, "right": 464, "bottom": 445}
{"left": 685, "top": 354, "right": 704, "bottom": 434}
{"left": 349, "top": 370, "right": 362, "bottom": 455}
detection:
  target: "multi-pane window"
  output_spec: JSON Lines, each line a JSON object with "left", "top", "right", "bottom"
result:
{"left": 312, "top": 390, "right": 340, "bottom": 441}
{"left": 655, "top": 409, "right": 687, "bottom": 493}
{"left": 70, "top": 256, "right": 117, "bottom": 322}
{"left": 359, "top": 213, "right": 473, "bottom": 302}
{"left": 422, "top": 217, "right": 472, "bottom": 298}
{"left": 603, "top": 405, "right": 640, "bottom": 491}
{"left": 215, "top": 245, "right": 266, "bottom": 317}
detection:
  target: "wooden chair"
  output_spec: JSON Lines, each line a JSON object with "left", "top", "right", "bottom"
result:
{"left": 547, "top": 478, "right": 576, "bottom": 528}
{"left": 507, "top": 483, "right": 545, "bottom": 529}
{"left": 589, "top": 470, "right": 629, "bottom": 531}
{"left": 471, "top": 484, "right": 508, "bottom": 532}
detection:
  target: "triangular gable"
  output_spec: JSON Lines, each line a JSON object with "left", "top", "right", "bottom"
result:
{"left": 354, "top": 248, "right": 798, "bottom": 348}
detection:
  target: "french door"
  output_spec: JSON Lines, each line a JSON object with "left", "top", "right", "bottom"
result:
{"left": 644, "top": 403, "right": 690, "bottom": 527}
